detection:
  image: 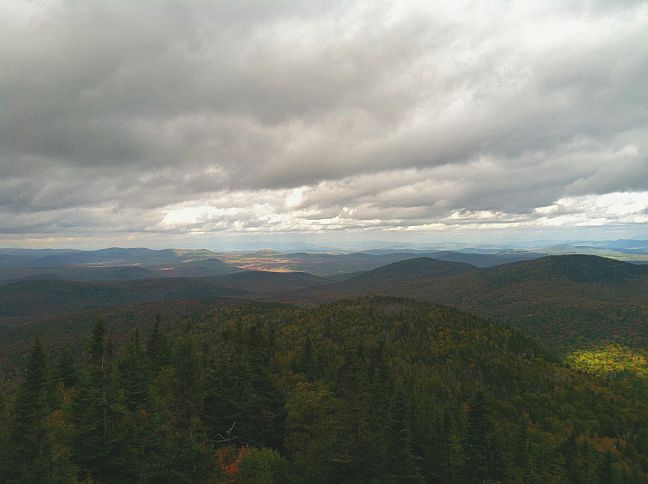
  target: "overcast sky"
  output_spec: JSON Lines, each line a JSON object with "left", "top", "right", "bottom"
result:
{"left": 2, "top": 0, "right": 648, "bottom": 249}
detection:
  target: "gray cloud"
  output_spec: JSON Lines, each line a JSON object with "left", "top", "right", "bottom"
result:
{"left": 2, "top": 0, "right": 648, "bottom": 244}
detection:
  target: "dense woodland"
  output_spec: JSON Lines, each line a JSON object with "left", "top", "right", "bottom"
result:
{"left": 285, "top": 256, "right": 648, "bottom": 352}
{"left": 1, "top": 298, "right": 647, "bottom": 483}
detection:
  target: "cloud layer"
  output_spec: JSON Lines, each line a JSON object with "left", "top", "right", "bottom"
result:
{"left": 2, "top": 1, "right": 648, "bottom": 246}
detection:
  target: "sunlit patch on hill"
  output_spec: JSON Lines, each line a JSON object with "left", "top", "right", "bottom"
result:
{"left": 566, "top": 345, "right": 648, "bottom": 378}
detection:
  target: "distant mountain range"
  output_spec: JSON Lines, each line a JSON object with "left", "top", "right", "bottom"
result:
{"left": 0, "top": 246, "right": 547, "bottom": 283}
{"left": 2, "top": 241, "right": 648, "bottom": 282}
{"left": 0, "top": 269, "right": 334, "bottom": 323}
{"left": 2, "top": 251, "right": 648, "bottom": 356}
{"left": 0, "top": 247, "right": 241, "bottom": 283}
{"left": 286, "top": 255, "right": 648, "bottom": 351}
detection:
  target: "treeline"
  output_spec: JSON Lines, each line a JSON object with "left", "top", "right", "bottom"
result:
{"left": 1, "top": 297, "right": 647, "bottom": 482}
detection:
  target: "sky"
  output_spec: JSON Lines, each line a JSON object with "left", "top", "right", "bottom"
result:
{"left": 1, "top": 0, "right": 648, "bottom": 250}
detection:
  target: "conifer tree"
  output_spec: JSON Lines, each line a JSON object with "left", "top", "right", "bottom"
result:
{"left": 55, "top": 347, "right": 79, "bottom": 389}
{"left": 464, "top": 391, "right": 504, "bottom": 483}
{"left": 387, "top": 390, "right": 425, "bottom": 483}
{"left": 73, "top": 319, "right": 134, "bottom": 482}
{"left": 147, "top": 318, "right": 170, "bottom": 372}
{"left": 10, "top": 339, "right": 52, "bottom": 482}
{"left": 119, "top": 328, "right": 150, "bottom": 411}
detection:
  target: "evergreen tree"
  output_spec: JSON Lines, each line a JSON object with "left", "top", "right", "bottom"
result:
{"left": 387, "top": 390, "right": 425, "bottom": 483}
{"left": 436, "top": 407, "right": 465, "bottom": 483}
{"left": 147, "top": 317, "right": 170, "bottom": 372}
{"left": 464, "top": 391, "right": 504, "bottom": 483}
{"left": 9, "top": 339, "right": 52, "bottom": 482}
{"left": 54, "top": 347, "right": 79, "bottom": 389}
{"left": 119, "top": 329, "right": 150, "bottom": 411}
{"left": 562, "top": 432, "right": 581, "bottom": 483}
{"left": 73, "top": 320, "right": 134, "bottom": 482}
{"left": 2, "top": 298, "right": 648, "bottom": 482}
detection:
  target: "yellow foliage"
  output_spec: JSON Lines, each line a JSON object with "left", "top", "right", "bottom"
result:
{"left": 566, "top": 345, "right": 648, "bottom": 378}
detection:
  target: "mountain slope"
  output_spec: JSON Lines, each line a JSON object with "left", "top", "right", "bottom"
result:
{"left": 483, "top": 254, "right": 648, "bottom": 284}
{"left": 0, "top": 269, "right": 330, "bottom": 325}
{"left": 3, "top": 297, "right": 646, "bottom": 482}
{"left": 0, "top": 278, "right": 250, "bottom": 322}
{"left": 429, "top": 250, "right": 542, "bottom": 267}
{"left": 287, "top": 255, "right": 648, "bottom": 350}
{"left": 211, "top": 270, "right": 329, "bottom": 292}
{"left": 340, "top": 256, "right": 476, "bottom": 287}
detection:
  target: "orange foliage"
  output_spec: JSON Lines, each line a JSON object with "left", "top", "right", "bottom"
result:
{"left": 590, "top": 436, "right": 620, "bottom": 453}
{"left": 217, "top": 446, "right": 247, "bottom": 483}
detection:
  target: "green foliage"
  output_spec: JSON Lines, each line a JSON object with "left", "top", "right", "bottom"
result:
{"left": 1, "top": 297, "right": 648, "bottom": 482}
{"left": 288, "top": 255, "right": 648, "bottom": 352}
{"left": 238, "top": 447, "right": 286, "bottom": 483}
{"left": 9, "top": 339, "right": 52, "bottom": 482}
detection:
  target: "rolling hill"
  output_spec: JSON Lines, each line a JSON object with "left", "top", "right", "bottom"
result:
{"left": 3, "top": 253, "right": 648, "bottom": 358}
{"left": 284, "top": 255, "right": 648, "bottom": 350}
{"left": 0, "top": 278, "right": 249, "bottom": 323}
{"left": 216, "top": 249, "right": 544, "bottom": 274}
{"left": 210, "top": 270, "right": 329, "bottom": 292}
{"left": 324, "top": 257, "right": 476, "bottom": 290}
{"left": 0, "top": 270, "right": 329, "bottom": 326}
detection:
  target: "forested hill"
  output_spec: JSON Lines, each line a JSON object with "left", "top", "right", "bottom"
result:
{"left": 1, "top": 298, "right": 647, "bottom": 482}
{"left": 3, "top": 254, "right": 648, "bottom": 355}
{"left": 287, "top": 255, "right": 648, "bottom": 350}
{"left": 0, "top": 271, "right": 329, "bottom": 323}
{"left": 341, "top": 256, "right": 476, "bottom": 284}
{"left": 482, "top": 254, "right": 648, "bottom": 284}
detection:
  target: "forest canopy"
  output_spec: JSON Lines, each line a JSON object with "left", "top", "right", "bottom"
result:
{"left": 1, "top": 297, "right": 646, "bottom": 483}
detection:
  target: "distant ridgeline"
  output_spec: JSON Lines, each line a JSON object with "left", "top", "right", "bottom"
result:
{"left": 284, "top": 255, "right": 648, "bottom": 352}
{"left": 1, "top": 298, "right": 647, "bottom": 482}
{"left": 3, "top": 254, "right": 648, "bottom": 353}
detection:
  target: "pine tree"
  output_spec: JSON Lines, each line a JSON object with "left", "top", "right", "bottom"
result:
{"left": 436, "top": 406, "right": 464, "bottom": 483}
{"left": 55, "top": 347, "right": 79, "bottom": 389}
{"left": 73, "top": 319, "right": 134, "bottom": 482}
{"left": 10, "top": 339, "right": 52, "bottom": 482}
{"left": 464, "top": 391, "right": 504, "bottom": 483}
{"left": 203, "top": 346, "right": 247, "bottom": 444}
{"left": 147, "top": 318, "right": 170, "bottom": 372}
{"left": 90, "top": 319, "right": 106, "bottom": 369}
{"left": 387, "top": 390, "right": 425, "bottom": 483}
{"left": 119, "top": 329, "right": 150, "bottom": 411}
{"left": 562, "top": 432, "right": 581, "bottom": 483}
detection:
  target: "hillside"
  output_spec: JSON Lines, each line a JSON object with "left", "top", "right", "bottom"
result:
{"left": 5, "top": 254, "right": 648, "bottom": 352}
{"left": 0, "top": 278, "right": 249, "bottom": 323}
{"left": 429, "top": 250, "right": 542, "bottom": 267}
{"left": 483, "top": 255, "right": 648, "bottom": 284}
{"left": 0, "top": 270, "right": 330, "bottom": 325}
{"left": 211, "top": 270, "right": 329, "bottom": 292}
{"left": 335, "top": 257, "right": 476, "bottom": 289}
{"left": 0, "top": 249, "right": 83, "bottom": 268}
{"left": 286, "top": 255, "right": 648, "bottom": 350}
{"left": 0, "top": 298, "right": 249, "bottom": 370}
{"left": 0, "top": 265, "right": 158, "bottom": 284}
{"left": 2, "top": 298, "right": 646, "bottom": 482}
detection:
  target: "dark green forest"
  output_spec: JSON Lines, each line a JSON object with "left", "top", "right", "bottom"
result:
{"left": 1, "top": 298, "right": 647, "bottom": 483}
